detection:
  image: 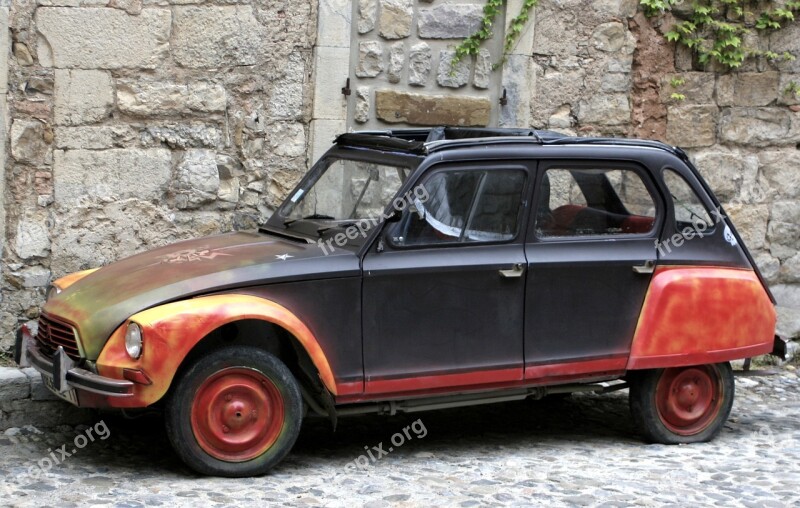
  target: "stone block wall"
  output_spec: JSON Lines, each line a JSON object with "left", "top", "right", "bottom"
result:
{"left": 1, "top": 1, "right": 317, "bottom": 349}
{"left": 528, "top": 0, "right": 640, "bottom": 135}
{"left": 351, "top": 0, "right": 503, "bottom": 128}
{"left": 1, "top": 0, "right": 799, "bottom": 351}
{"left": 0, "top": 366, "right": 92, "bottom": 429}
{"left": 527, "top": 2, "right": 800, "bottom": 337}
{"left": 666, "top": 15, "right": 800, "bottom": 338}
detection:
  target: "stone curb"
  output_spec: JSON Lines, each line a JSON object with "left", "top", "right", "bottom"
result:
{"left": 0, "top": 366, "right": 93, "bottom": 430}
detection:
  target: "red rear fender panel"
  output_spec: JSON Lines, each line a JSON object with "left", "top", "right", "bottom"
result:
{"left": 95, "top": 294, "right": 338, "bottom": 408}
{"left": 627, "top": 266, "right": 776, "bottom": 370}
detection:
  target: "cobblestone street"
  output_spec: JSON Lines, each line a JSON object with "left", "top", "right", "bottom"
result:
{"left": 1, "top": 367, "right": 798, "bottom": 507}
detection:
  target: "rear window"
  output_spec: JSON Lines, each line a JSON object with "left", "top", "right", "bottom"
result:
{"left": 536, "top": 168, "right": 656, "bottom": 238}
{"left": 663, "top": 169, "right": 713, "bottom": 230}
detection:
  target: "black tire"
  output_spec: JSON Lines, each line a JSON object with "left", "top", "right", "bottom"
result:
{"left": 629, "top": 362, "right": 734, "bottom": 444}
{"left": 165, "top": 346, "right": 303, "bottom": 477}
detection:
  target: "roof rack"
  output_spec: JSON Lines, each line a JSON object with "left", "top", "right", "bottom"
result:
{"left": 424, "top": 126, "right": 544, "bottom": 142}
{"left": 542, "top": 136, "right": 676, "bottom": 151}
{"left": 335, "top": 132, "right": 427, "bottom": 155}
{"left": 335, "top": 127, "right": 682, "bottom": 158}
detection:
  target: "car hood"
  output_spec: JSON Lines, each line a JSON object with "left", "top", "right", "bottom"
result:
{"left": 43, "top": 230, "right": 359, "bottom": 359}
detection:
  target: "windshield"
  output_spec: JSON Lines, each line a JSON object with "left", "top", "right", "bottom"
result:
{"left": 280, "top": 157, "right": 411, "bottom": 223}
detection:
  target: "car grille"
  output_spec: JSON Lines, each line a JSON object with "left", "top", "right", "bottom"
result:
{"left": 37, "top": 314, "right": 81, "bottom": 361}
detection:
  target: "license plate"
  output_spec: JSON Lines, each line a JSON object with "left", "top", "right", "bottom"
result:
{"left": 42, "top": 375, "right": 79, "bottom": 405}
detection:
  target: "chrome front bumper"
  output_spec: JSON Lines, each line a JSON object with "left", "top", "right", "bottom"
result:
{"left": 15, "top": 324, "right": 134, "bottom": 400}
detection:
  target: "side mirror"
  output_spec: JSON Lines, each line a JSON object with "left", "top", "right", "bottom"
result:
{"left": 377, "top": 218, "right": 400, "bottom": 253}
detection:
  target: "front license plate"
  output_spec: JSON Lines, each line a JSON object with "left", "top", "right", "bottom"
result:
{"left": 42, "top": 375, "right": 79, "bottom": 405}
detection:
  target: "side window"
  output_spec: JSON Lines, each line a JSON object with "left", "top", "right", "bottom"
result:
{"left": 393, "top": 169, "right": 526, "bottom": 246}
{"left": 663, "top": 169, "right": 713, "bottom": 229}
{"left": 536, "top": 168, "right": 657, "bottom": 238}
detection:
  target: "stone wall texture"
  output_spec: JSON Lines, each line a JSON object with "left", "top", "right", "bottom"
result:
{"left": 1, "top": 0, "right": 800, "bottom": 351}
{"left": 352, "top": 0, "right": 503, "bottom": 128}
{"left": 0, "top": 366, "right": 92, "bottom": 429}
{"left": 525, "top": 0, "right": 800, "bottom": 339}
{"left": 1, "top": 1, "right": 316, "bottom": 349}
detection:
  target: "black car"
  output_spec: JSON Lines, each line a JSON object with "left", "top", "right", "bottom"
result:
{"left": 17, "top": 127, "right": 781, "bottom": 476}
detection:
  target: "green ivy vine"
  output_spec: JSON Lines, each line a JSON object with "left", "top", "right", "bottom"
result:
{"left": 669, "top": 76, "right": 687, "bottom": 101}
{"left": 642, "top": 0, "right": 800, "bottom": 69}
{"left": 785, "top": 80, "right": 800, "bottom": 98}
{"left": 453, "top": 1, "right": 800, "bottom": 75}
{"left": 451, "top": 0, "right": 540, "bottom": 68}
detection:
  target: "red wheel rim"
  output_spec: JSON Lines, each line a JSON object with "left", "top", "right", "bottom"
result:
{"left": 655, "top": 366, "right": 722, "bottom": 436}
{"left": 190, "top": 367, "right": 285, "bottom": 462}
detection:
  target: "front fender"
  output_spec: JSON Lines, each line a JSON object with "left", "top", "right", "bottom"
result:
{"left": 95, "top": 294, "right": 337, "bottom": 408}
{"left": 53, "top": 268, "right": 100, "bottom": 291}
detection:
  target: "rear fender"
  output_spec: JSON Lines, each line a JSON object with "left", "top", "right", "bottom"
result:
{"left": 627, "top": 266, "right": 776, "bottom": 370}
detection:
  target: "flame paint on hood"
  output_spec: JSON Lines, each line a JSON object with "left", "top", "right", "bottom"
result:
{"left": 44, "top": 230, "right": 359, "bottom": 359}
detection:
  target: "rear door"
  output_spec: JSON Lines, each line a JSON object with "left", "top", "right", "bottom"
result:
{"left": 524, "top": 161, "right": 664, "bottom": 379}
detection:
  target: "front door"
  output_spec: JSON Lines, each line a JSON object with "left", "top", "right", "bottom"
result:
{"left": 524, "top": 162, "right": 664, "bottom": 380}
{"left": 362, "top": 163, "right": 532, "bottom": 395}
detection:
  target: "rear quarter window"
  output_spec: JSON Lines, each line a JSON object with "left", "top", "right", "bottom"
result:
{"left": 662, "top": 169, "right": 713, "bottom": 230}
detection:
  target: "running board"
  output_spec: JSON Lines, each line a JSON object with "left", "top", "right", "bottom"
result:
{"left": 309, "top": 381, "right": 629, "bottom": 419}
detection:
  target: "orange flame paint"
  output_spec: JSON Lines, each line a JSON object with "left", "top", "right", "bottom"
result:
{"left": 95, "top": 294, "right": 337, "bottom": 408}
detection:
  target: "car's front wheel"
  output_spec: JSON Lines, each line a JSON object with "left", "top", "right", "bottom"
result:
{"left": 165, "top": 346, "right": 303, "bottom": 477}
{"left": 629, "top": 362, "right": 734, "bottom": 444}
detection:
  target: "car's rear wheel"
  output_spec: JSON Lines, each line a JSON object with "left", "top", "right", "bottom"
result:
{"left": 165, "top": 346, "right": 303, "bottom": 477}
{"left": 629, "top": 362, "right": 734, "bottom": 444}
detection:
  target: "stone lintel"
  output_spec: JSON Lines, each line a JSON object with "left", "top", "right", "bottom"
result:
{"left": 375, "top": 90, "right": 491, "bottom": 127}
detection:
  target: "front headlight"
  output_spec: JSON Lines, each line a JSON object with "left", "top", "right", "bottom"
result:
{"left": 46, "top": 284, "right": 61, "bottom": 301}
{"left": 125, "top": 322, "right": 143, "bottom": 359}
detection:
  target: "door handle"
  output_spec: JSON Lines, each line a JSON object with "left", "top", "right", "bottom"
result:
{"left": 633, "top": 260, "right": 656, "bottom": 274}
{"left": 499, "top": 263, "right": 525, "bottom": 278}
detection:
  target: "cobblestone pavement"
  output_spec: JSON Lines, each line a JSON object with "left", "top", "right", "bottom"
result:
{"left": 1, "top": 366, "right": 798, "bottom": 507}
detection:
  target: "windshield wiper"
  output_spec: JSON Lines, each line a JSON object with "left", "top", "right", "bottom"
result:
{"left": 317, "top": 222, "right": 357, "bottom": 235}
{"left": 284, "top": 214, "right": 336, "bottom": 227}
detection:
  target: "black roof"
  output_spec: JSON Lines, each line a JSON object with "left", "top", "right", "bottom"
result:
{"left": 335, "top": 127, "right": 685, "bottom": 160}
